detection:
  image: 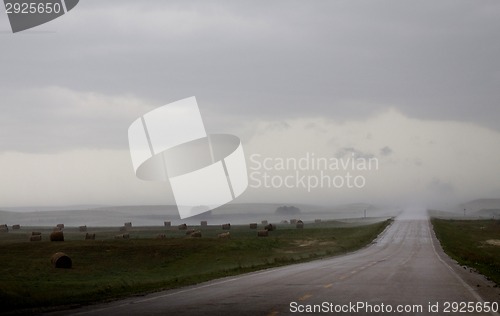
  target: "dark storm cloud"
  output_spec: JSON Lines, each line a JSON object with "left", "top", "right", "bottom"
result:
{"left": 380, "top": 146, "right": 393, "bottom": 156}
{"left": 1, "top": 0, "right": 499, "bottom": 152}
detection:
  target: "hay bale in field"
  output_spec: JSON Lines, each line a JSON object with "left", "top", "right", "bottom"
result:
{"left": 85, "top": 233, "right": 95, "bottom": 240}
{"left": 315, "top": 219, "right": 321, "bottom": 223}
{"left": 218, "top": 232, "right": 230, "bottom": 239}
{"left": 186, "top": 229, "right": 196, "bottom": 235}
{"left": 296, "top": 220, "right": 304, "bottom": 229}
{"left": 178, "top": 223, "right": 188, "bottom": 230}
{"left": 261, "top": 220, "right": 268, "bottom": 225}
{"left": 190, "top": 231, "right": 202, "bottom": 238}
{"left": 257, "top": 230, "right": 269, "bottom": 237}
{"left": 265, "top": 224, "right": 276, "bottom": 231}
{"left": 200, "top": 221, "right": 208, "bottom": 227}
{"left": 114, "top": 233, "right": 130, "bottom": 239}
{"left": 124, "top": 222, "right": 132, "bottom": 228}
{"left": 164, "top": 221, "right": 171, "bottom": 227}
{"left": 56, "top": 224, "right": 64, "bottom": 229}
{"left": 50, "top": 231, "right": 64, "bottom": 241}
{"left": 222, "top": 223, "right": 231, "bottom": 230}
{"left": 249, "top": 223, "right": 258, "bottom": 229}
{"left": 51, "top": 252, "right": 72, "bottom": 269}
{"left": 290, "top": 219, "right": 297, "bottom": 225}
{"left": 0, "top": 224, "right": 9, "bottom": 233}
{"left": 12, "top": 224, "right": 21, "bottom": 230}
{"left": 32, "top": 231, "right": 41, "bottom": 236}
{"left": 156, "top": 233, "right": 166, "bottom": 239}
{"left": 30, "top": 235, "right": 42, "bottom": 241}
{"left": 79, "top": 225, "right": 87, "bottom": 232}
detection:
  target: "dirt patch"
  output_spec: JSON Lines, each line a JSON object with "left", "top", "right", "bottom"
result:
{"left": 293, "top": 239, "right": 318, "bottom": 247}
{"left": 485, "top": 239, "right": 500, "bottom": 246}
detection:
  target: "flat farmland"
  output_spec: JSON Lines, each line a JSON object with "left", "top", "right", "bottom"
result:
{"left": 0, "top": 219, "right": 391, "bottom": 313}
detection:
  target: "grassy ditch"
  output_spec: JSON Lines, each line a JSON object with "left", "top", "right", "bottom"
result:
{"left": 431, "top": 218, "right": 500, "bottom": 285}
{"left": 0, "top": 219, "right": 390, "bottom": 312}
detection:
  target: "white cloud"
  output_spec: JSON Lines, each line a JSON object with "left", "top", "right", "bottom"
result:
{"left": 240, "top": 109, "right": 500, "bottom": 207}
{"left": 0, "top": 149, "right": 173, "bottom": 207}
{"left": 0, "top": 108, "right": 498, "bottom": 208}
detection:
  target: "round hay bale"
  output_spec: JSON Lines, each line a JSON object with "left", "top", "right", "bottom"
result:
{"left": 257, "top": 230, "right": 269, "bottom": 237}
{"left": 1, "top": 224, "right": 9, "bottom": 233}
{"left": 200, "top": 221, "right": 208, "bottom": 227}
{"left": 178, "top": 223, "right": 188, "bottom": 230}
{"left": 190, "top": 231, "right": 202, "bottom": 238}
{"left": 265, "top": 224, "right": 276, "bottom": 231}
{"left": 12, "top": 224, "right": 21, "bottom": 230}
{"left": 51, "top": 252, "right": 72, "bottom": 269}
{"left": 50, "top": 231, "right": 64, "bottom": 242}
{"left": 249, "top": 223, "right": 258, "bottom": 229}
{"left": 30, "top": 235, "right": 42, "bottom": 242}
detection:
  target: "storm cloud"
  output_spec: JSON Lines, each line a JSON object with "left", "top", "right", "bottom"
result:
{"left": 0, "top": 1, "right": 499, "bottom": 208}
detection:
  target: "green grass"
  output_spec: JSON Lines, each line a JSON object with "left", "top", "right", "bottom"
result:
{"left": 0, "top": 220, "right": 390, "bottom": 313}
{"left": 431, "top": 218, "right": 500, "bottom": 285}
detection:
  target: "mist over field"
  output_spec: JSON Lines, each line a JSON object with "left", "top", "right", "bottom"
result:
{"left": 0, "top": 203, "right": 400, "bottom": 227}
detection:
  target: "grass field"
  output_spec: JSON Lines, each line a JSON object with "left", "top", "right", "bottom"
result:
{"left": 0, "top": 219, "right": 390, "bottom": 313}
{"left": 431, "top": 218, "right": 500, "bottom": 285}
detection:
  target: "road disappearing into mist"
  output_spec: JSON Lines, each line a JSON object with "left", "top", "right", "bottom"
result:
{"left": 62, "top": 208, "right": 499, "bottom": 316}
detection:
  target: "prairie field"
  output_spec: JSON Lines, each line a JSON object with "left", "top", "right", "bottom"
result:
{"left": 0, "top": 219, "right": 390, "bottom": 313}
{"left": 431, "top": 218, "right": 500, "bottom": 285}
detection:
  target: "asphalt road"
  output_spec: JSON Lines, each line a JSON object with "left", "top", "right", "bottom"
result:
{"left": 58, "top": 208, "right": 499, "bottom": 316}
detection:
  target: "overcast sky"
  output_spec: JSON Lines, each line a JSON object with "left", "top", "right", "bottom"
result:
{"left": 0, "top": 1, "right": 499, "bottom": 210}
